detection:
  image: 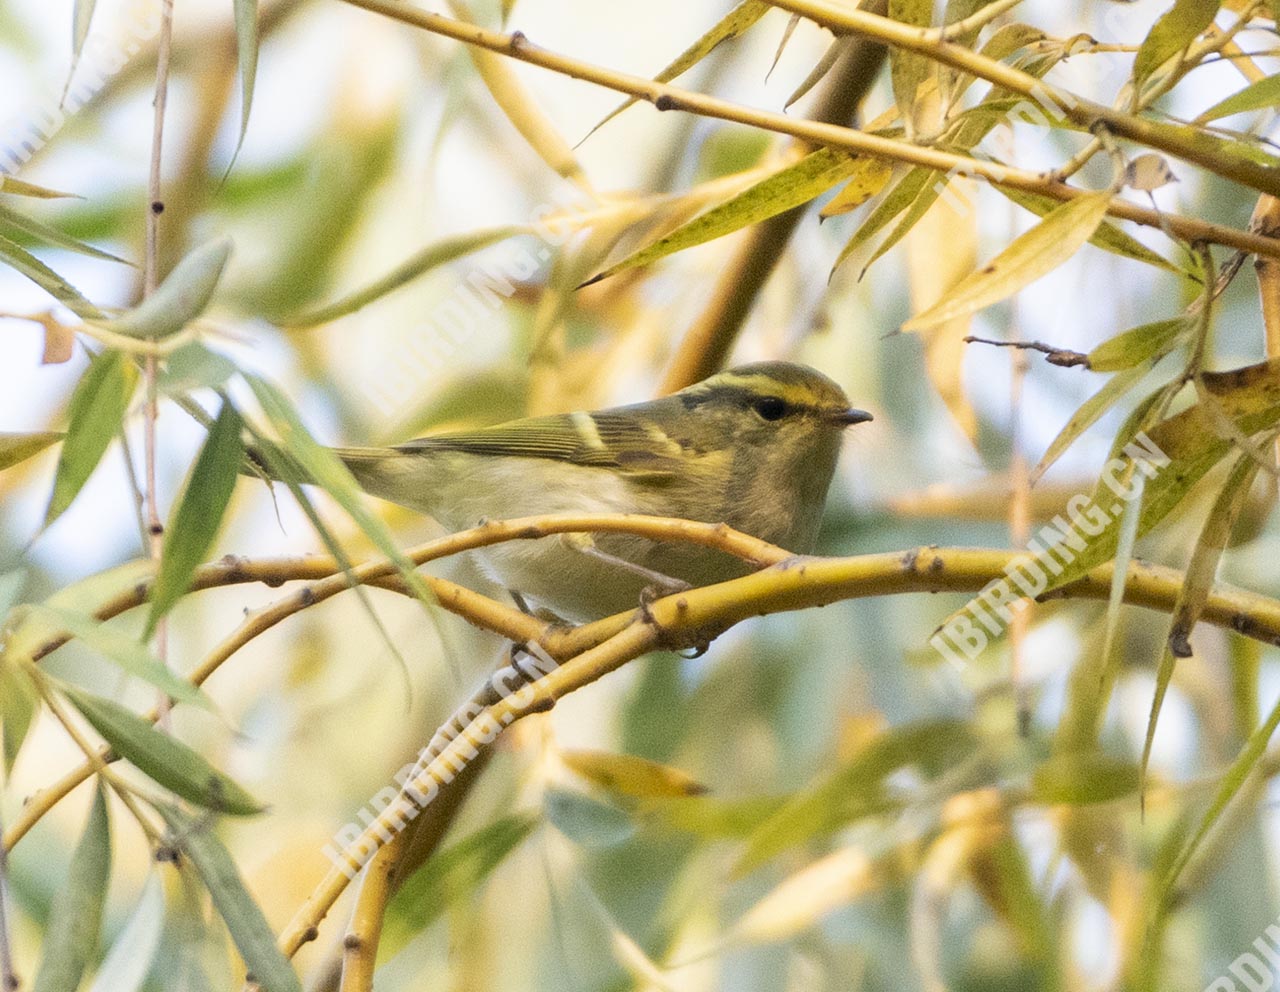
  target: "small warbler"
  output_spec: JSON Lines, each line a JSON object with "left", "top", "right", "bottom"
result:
{"left": 274, "top": 362, "right": 871, "bottom": 621}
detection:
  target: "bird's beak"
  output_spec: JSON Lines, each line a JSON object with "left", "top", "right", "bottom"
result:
{"left": 830, "top": 408, "right": 874, "bottom": 426}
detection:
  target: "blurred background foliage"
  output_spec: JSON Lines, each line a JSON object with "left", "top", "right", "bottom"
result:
{"left": 4, "top": 0, "right": 1280, "bottom": 990}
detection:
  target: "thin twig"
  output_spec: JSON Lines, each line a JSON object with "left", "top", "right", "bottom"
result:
{"left": 143, "top": 0, "right": 176, "bottom": 726}
{"left": 964, "top": 335, "right": 1089, "bottom": 368}
{"left": 0, "top": 803, "right": 15, "bottom": 992}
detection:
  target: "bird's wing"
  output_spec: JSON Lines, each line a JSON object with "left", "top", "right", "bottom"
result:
{"left": 394, "top": 410, "right": 686, "bottom": 474}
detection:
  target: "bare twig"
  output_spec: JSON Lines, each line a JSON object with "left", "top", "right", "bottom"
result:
{"left": 964, "top": 335, "right": 1089, "bottom": 368}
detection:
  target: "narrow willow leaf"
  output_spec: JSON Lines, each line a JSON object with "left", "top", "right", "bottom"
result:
{"left": 1093, "top": 470, "right": 1145, "bottom": 742}
{"left": 86, "top": 872, "right": 164, "bottom": 992}
{"left": 889, "top": 0, "right": 935, "bottom": 134}
{"left": 545, "top": 788, "right": 637, "bottom": 848}
{"left": 286, "top": 225, "right": 526, "bottom": 328}
{"left": 819, "top": 158, "right": 894, "bottom": 218}
{"left": 1142, "top": 453, "right": 1260, "bottom": 788}
{"left": 147, "top": 401, "right": 243, "bottom": 635}
{"left": 0, "top": 658, "right": 38, "bottom": 775}
{"left": 382, "top": 814, "right": 536, "bottom": 957}
{"left": 0, "top": 430, "right": 63, "bottom": 471}
{"left": 232, "top": 0, "right": 258, "bottom": 157}
{"left": 653, "top": 794, "right": 784, "bottom": 838}
{"left": 784, "top": 36, "right": 846, "bottom": 110}
{"left": 1163, "top": 688, "right": 1280, "bottom": 903}
{"left": 1133, "top": 0, "right": 1222, "bottom": 88}
{"left": 6, "top": 561, "right": 155, "bottom": 660}
{"left": 996, "top": 186, "right": 1181, "bottom": 273}
{"left": 903, "top": 192, "right": 1113, "bottom": 331}
{"left": 831, "top": 167, "right": 934, "bottom": 276}
{"left": 0, "top": 176, "right": 80, "bottom": 199}
{"left": 739, "top": 719, "right": 974, "bottom": 873}
{"left": 1033, "top": 363, "right": 1152, "bottom": 483}
{"left": 582, "top": 148, "right": 859, "bottom": 286}
{"left": 28, "top": 605, "right": 207, "bottom": 707}
{"left": 1031, "top": 752, "right": 1140, "bottom": 804}
{"left": 66, "top": 0, "right": 97, "bottom": 98}
{"left": 1197, "top": 74, "right": 1280, "bottom": 122}
{"left": 31, "top": 785, "right": 111, "bottom": 992}
{"left": 91, "top": 238, "right": 230, "bottom": 340}
{"left": 0, "top": 202, "right": 128, "bottom": 263}
{"left": 1044, "top": 357, "right": 1280, "bottom": 594}
{"left": 157, "top": 805, "right": 302, "bottom": 992}
{"left": 65, "top": 687, "right": 263, "bottom": 814}
{"left": 1087, "top": 316, "right": 1192, "bottom": 372}
{"left": 561, "top": 748, "right": 708, "bottom": 799}
{"left": 242, "top": 375, "right": 436, "bottom": 611}
{"left": 736, "top": 845, "right": 881, "bottom": 944}
{"left": 242, "top": 427, "right": 417, "bottom": 687}
{"left": 766, "top": 13, "right": 801, "bottom": 80}
{"left": 860, "top": 170, "right": 947, "bottom": 276}
{"left": 157, "top": 342, "right": 238, "bottom": 396}
{"left": 45, "top": 349, "right": 137, "bottom": 527}
{"left": 583, "top": 0, "right": 769, "bottom": 139}
{"left": 0, "top": 232, "right": 102, "bottom": 319}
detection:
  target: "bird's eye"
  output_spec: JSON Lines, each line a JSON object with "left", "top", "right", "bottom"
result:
{"left": 752, "top": 396, "right": 788, "bottom": 421}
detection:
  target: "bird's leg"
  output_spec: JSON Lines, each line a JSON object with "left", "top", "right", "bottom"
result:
{"left": 559, "top": 533, "right": 691, "bottom": 597}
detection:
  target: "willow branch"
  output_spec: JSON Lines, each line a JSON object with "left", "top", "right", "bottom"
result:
{"left": 270, "top": 545, "right": 1280, "bottom": 964}
{"left": 332, "top": 0, "right": 1280, "bottom": 261}
{"left": 338, "top": 835, "right": 400, "bottom": 992}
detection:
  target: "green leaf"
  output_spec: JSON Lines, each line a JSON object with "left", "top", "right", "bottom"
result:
{"left": 45, "top": 349, "right": 138, "bottom": 527}
{"left": 0, "top": 430, "right": 64, "bottom": 471}
{"left": 0, "top": 658, "right": 39, "bottom": 775}
{"left": 285, "top": 225, "right": 526, "bottom": 328}
{"left": 147, "top": 401, "right": 243, "bottom": 636}
{"left": 156, "top": 805, "right": 302, "bottom": 992}
{"left": 1044, "top": 357, "right": 1280, "bottom": 594}
{"left": 27, "top": 605, "right": 208, "bottom": 707}
{"left": 0, "top": 232, "right": 103, "bottom": 319}
{"left": 86, "top": 872, "right": 165, "bottom": 992}
{"left": 1133, "top": 0, "right": 1222, "bottom": 89}
{"left": 1142, "top": 451, "right": 1260, "bottom": 789}
{"left": 1196, "top": 73, "right": 1280, "bottom": 123}
{"left": 1033, "top": 363, "right": 1152, "bottom": 483}
{"left": 1032, "top": 752, "right": 1139, "bottom": 804}
{"left": 382, "top": 814, "right": 536, "bottom": 956}
{"left": 157, "top": 342, "right": 238, "bottom": 396}
{"left": 996, "top": 185, "right": 1182, "bottom": 273}
{"left": 1087, "top": 316, "right": 1193, "bottom": 372}
{"left": 582, "top": 148, "right": 859, "bottom": 286}
{"left": 545, "top": 788, "right": 636, "bottom": 848}
{"left": 243, "top": 374, "right": 436, "bottom": 612}
{"left": 582, "top": 0, "right": 770, "bottom": 139}
{"left": 90, "top": 238, "right": 230, "bottom": 340}
{"left": 561, "top": 748, "right": 708, "bottom": 799}
{"left": 889, "top": 0, "right": 935, "bottom": 133}
{"left": 739, "top": 719, "right": 974, "bottom": 872}
{"left": 64, "top": 687, "right": 263, "bottom": 815}
{"left": 1163, "top": 685, "right": 1280, "bottom": 903}
{"left": 0, "top": 202, "right": 128, "bottom": 264}
{"left": 31, "top": 784, "right": 112, "bottom": 992}
{"left": 233, "top": 0, "right": 259, "bottom": 158}
{"left": 902, "top": 191, "right": 1113, "bottom": 331}
{"left": 831, "top": 167, "right": 935, "bottom": 276}
{"left": 66, "top": 0, "right": 97, "bottom": 99}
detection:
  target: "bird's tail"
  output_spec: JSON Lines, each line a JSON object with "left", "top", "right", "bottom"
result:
{"left": 244, "top": 443, "right": 426, "bottom": 512}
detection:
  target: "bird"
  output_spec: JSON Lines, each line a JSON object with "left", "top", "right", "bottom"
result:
{"left": 257, "top": 362, "right": 871, "bottom": 622}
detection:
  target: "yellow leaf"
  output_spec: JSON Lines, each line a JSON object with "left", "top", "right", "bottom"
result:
{"left": 902, "top": 191, "right": 1113, "bottom": 332}
{"left": 819, "top": 157, "right": 893, "bottom": 218}
{"left": 561, "top": 748, "right": 708, "bottom": 799}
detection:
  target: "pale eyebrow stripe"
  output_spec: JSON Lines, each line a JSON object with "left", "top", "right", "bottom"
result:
{"left": 571, "top": 410, "right": 605, "bottom": 450}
